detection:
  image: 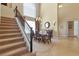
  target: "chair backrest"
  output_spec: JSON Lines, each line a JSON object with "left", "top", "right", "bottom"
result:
{"left": 35, "top": 30, "right": 41, "bottom": 36}
{"left": 46, "top": 30, "right": 53, "bottom": 39}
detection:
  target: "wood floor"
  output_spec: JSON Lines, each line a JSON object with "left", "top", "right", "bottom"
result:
{"left": 33, "top": 37, "right": 79, "bottom": 56}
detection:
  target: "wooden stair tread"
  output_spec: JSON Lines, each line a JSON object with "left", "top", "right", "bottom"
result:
{"left": 0, "top": 33, "right": 22, "bottom": 39}
{"left": 1, "top": 20, "right": 16, "bottom": 22}
{"left": 1, "top": 18, "right": 15, "bottom": 21}
{"left": 0, "top": 41, "right": 25, "bottom": 50}
{"left": 0, "top": 26, "right": 18, "bottom": 27}
{"left": 1, "top": 17, "right": 15, "bottom": 19}
{"left": 0, "top": 37, "right": 24, "bottom": 46}
{"left": 0, "top": 29, "right": 20, "bottom": 31}
{"left": 0, "top": 37, "right": 23, "bottom": 42}
{"left": 0, "top": 33, "right": 21, "bottom": 36}
{"left": 0, "top": 29, "right": 21, "bottom": 34}
{"left": 0, "top": 23, "right": 17, "bottom": 26}
{"left": 0, "top": 25, "right": 17, "bottom": 26}
{"left": 0, "top": 28, "right": 19, "bottom": 30}
{"left": 1, "top": 47, "right": 27, "bottom": 56}
{"left": 1, "top": 18, "right": 15, "bottom": 20}
{"left": 0, "top": 41, "right": 26, "bottom": 54}
{"left": 1, "top": 20, "right": 16, "bottom": 23}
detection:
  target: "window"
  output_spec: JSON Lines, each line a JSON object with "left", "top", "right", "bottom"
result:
{"left": 24, "top": 3, "right": 36, "bottom": 34}
{"left": 23, "top": 3, "right": 36, "bottom": 18}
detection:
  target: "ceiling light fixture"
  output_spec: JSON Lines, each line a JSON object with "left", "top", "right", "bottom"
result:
{"left": 59, "top": 4, "right": 63, "bottom": 8}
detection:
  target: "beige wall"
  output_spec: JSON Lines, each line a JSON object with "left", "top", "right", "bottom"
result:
{"left": 0, "top": 3, "right": 23, "bottom": 18}
{"left": 40, "top": 3, "right": 58, "bottom": 37}
{"left": 58, "top": 3, "right": 79, "bottom": 36}
{"left": 59, "top": 3, "right": 79, "bottom": 21}
{"left": 0, "top": 3, "right": 1, "bottom": 17}
{"left": 12, "top": 3, "right": 23, "bottom": 15}
{"left": 35, "top": 3, "right": 40, "bottom": 17}
{"left": 1, "top": 4, "right": 15, "bottom": 18}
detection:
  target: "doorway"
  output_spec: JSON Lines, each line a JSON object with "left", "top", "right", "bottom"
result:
{"left": 67, "top": 20, "right": 79, "bottom": 37}
{"left": 68, "top": 21, "right": 74, "bottom": 37}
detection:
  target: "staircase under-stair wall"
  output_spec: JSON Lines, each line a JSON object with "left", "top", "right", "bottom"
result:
{"left": 0, "top": 17, "right": 35, "bottom": 56}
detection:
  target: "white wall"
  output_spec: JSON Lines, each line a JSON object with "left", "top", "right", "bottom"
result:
{"left": 74, "top": 20, "right": 79, "bottom": 37}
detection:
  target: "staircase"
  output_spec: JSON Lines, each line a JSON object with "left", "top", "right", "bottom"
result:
{"left": 0, "top": 17, "right": 35, "bottom": 56}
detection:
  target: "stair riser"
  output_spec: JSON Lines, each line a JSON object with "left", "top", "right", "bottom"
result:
{"left": 0, "top": 22, "right": 17, "bottom": 25}
{"left": 1, "top": 17, "right": 14, "bottom": 19}
{"left": 1, "top": 18, "right": 15, "bottom": 21}
{"left": 0, "top": 26, "right": 19, "bottom": 29}
{"left": 0, "top": 23, "right": 16, "bottom": 26}
{"left": 0, "top": 29, "right": 20, "bottom": 32}
{"left": 0, "top": 28, "right": 19, "bottom": 30}
{"left": 1, "top": 21, "right": 16, "bottom": 24}
{"left": 0, "top": 38, "right": 24, "bottom": 46}
{"left": 0, "top": 30, "right": 20, "bottom": 34}
{"left": 0, "top": 34, "right": 22, "bottom": 39}
{"left": 0, "top": 23, "right": 18, "bottom": 26}
{"left": 0, "top": 43, "right": 26, "bottom": 55}
{"left": 1, "top": 20, "right": 16, "bottom": 23}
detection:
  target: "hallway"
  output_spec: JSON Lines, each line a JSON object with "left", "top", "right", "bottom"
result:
{"left": 33, "top": 37, "right": 79, "bottom": 56}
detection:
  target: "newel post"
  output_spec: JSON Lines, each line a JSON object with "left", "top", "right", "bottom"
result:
{"left": 15, "top": 6, "right": 17, "bottom": 17}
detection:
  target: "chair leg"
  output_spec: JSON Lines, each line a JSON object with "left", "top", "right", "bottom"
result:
{"left": 46, "top": 39, "right": 51, "bottom": 44}
{"left": 42, "top": 39, "right": 45, "bottom": 43}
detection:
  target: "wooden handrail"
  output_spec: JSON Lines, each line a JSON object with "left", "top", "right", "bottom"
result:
{"left": 15, "top": 6, "right": 31, "bottom": 29}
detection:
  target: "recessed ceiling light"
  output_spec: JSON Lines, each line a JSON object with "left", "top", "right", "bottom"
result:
{"left": 59, "top": 4, "right": 63, "bottom": 8}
